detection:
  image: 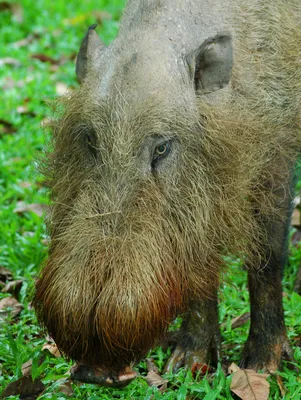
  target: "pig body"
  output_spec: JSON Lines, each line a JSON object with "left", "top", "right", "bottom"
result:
{"left": 34, "top": 0, "right": 301, "bottom": 383}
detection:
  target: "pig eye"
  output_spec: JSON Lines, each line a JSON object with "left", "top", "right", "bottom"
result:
{"left": 152, "top": 141, "right": 171, "bottom": 168}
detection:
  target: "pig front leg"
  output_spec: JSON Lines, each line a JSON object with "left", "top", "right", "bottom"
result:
{"left": 165, "top": 295, "right": 221, "bottom": 374}
{"left": 240, "top": 266, "right": 293, "bottom": 372}
{"left": 241, "top": 170, "right": 295, "bottom": 371}
{"left": 241, "top": 221, "right": 293, "bottom": 371}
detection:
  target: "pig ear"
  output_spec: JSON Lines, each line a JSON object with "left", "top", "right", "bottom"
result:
{"left": 76, "top": 24, "right": 104, "bottom": 83}
{"left": 187, "top": 34, "right": 233, "bottom": 94}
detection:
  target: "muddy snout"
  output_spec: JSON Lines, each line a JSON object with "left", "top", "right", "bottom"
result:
{"left": 70, "top": 363, "right": 137, "bottom": 387}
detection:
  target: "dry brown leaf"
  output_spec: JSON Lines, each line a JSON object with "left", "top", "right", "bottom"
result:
{"left": 57, "top": 378, "right": 74, "bottom": 397}
{"left": 21, "top": 360, "right": 33, "bottom": 377}
{"left": 291, "top": 230, "right": 301, "bottom": 246}
{"left": 145, "top": 370, "right": 168, "bottom": 392}
{"left": 0, "top": 266, "right": 13, "bottom": 282}
{"left": 292, "top": 209, "right": 301, "bottom": 227}
{"left": 276, "top": 375, "right": 286, "bottom": 397}
{"left": 0, "top": 1, "right": 11, "bottom": 11}
{"left": 229, "top": 363, "right": 270, "bottom": 400}
{"left": 22, "top": 357, "right": 46, "bottom": 378}
{"left": 42, "top": 343, "right": 61, "bottom": 358}
{"left": 0, "top": 57, "right": 21, "bottom": 67}
{"left": 31, "top": 53, "right": 58, "bottom": 64}
{"left": 0, "top": 118, "right": 17, "bottom": 135}
{"left": 231, "top": 312, "right": 250, "bottom": 329}
{"left": 146, "top": 358, "right": 159, "bottom": 374}
{"left": 13, "top": 32, "right": 40, "bottom": 48}
{"left": 11, "top": 3, "right": 23, "bottom": 23}
{"left": 0, "top": 376, "right": 44, "bottom": 399}
{"left": 1, "top": 279, "right": 23, "bottom": 297}
{"left": 19, "top": 181, "right": 33, "bottom": 189}
{"left": 2, "top": 76, "right": 25, "bottom": 91}
{"left": 14, "top": 201, "right": 44, "bottom": 217}
{"left": 93, "top": 10, "right": 112, "bottom": 23}
{"left": 0, "top": 2, "right": 22, "bottom": 22}
{"left": 0, "top": 2, "right": 24, "bottom": 23}
{"left": 56, "top": 82, "right": 69, "bottom": 96}
{"left": 0, "top": 297, "right": 23, "bottom": 320}
{"left": 16, "top": 105, "right": 36, "bottom": 117}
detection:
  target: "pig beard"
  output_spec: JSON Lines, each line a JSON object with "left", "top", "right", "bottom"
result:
{"left": 34, "top": 181, "right": 219, "bottom": 369}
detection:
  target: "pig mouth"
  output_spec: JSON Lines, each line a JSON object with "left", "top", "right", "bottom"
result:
{"left": 70, "top": 363, "right": 137, "bottom": 388}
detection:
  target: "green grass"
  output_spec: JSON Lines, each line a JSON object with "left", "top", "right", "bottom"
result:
{"left": 1, "top": 0, "right": 301, "bottom": 398}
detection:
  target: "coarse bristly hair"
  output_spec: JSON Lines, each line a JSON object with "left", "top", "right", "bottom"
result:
{"left": 33, "top": 0, "right": 301, "bottom": 369}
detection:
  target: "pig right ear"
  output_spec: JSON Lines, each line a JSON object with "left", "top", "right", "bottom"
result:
{"left": 76, "top": 24, "right": 104, "bottom": 83}
{"left": 187, "top": 33, "right": 233, "bottom": 94}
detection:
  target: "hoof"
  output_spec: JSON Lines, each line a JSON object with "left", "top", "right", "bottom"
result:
{"left": 70, "top": 363, "right": 137, "bottom": 388}
{"left": 240, "top": 334, "right": 294, "bottom": 372}
{"left": 164, "top": 345, "right": 215, "bottom": 375}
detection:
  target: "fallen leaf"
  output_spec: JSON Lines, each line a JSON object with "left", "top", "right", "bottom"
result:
{"left": 1, "top": 279, "right": 23, "bottom": 297}
{"left": 23, "top": 231, "right": 35, "bottom": 238}
{"left": 42, "top": 343, "right": 61, "bottom": 358}
{"left": 14, "top": 201, "right": 44, "bottom": 217}
{"left": 11, "top": 3, "right": 23, "bottom": 23}
{"left": 291, "top": 229, "right": 301, "bottom": 246}
{"left": 16, "top": 105, "right": 36, "bottom": 117}
{"left": 22, "top": 356, "right": 45, "bottom": 377}
{"left": 13, "top": 32, "right": 41, "bottom": 48}
{"left": 231, "top": 312, "right": 250, "bottom": 329}
{"left": 57, "top": 378, "right": 73, "bottom": 397}
{"left": 31, "top": 53, "right": 58, "bottom": 64}
{"left": 2, "top": 76, "right": 24, "bottom": 90}
{"left": 0, "top": 2, "right": 23, "bottom": 23}
{"left": 229, "top": 363, "right": 240, "bottom": 374}
{"left": 292, "top": 209, "right": 301, "bottom": 227}
{"left": 229, "top": 363, "right": 270, "bottom": 400}
{"left": 145, "top": 370, "right": 168, "bottom": 392}
{"left": 22, "top": 360, "right": 33, "bottom": 377}
{"left": 56, "top": 82, "right": 69, "bottom": 96}
{"left": 10, "top": 157, "right": 24, "bottom": 163}
{"left": 19, "top": 181, "right": 33, "bottom": 189}
{"left": 0, "top": 297, "right": 23, "bottom": 320}
{"left": 146, "top": 358, "right": 159, "bottom": 374}
{"left": 0, "top": 376, "right": 44, "bottom": 399}
{"left": 0, "top": 1, "right": 11, "bottom": 11}
{"left": 0, "top": 57, "right": 21, "bottom": 67}
{"left": 0, "top": 118, "right": 17, "bottom": 135}
{"left": 0, "top": 266, "right": 13, "bottom": 282}
{"left": 93, "top": 10, "right": 112, "bottom": 23}
{"left": 276, "top": 374, "right": 286, "bottom": 397}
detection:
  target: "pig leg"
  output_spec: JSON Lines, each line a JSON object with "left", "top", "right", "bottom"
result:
{"left": 165, "top": 295, "right": 221, "bottom": 374}
{"left": 241, "top": 172, "right": 295, "bottom": 371}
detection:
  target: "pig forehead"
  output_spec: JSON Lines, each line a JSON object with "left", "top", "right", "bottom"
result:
{"left": 91, "top": 41, "right": 191, "bottom": 105}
